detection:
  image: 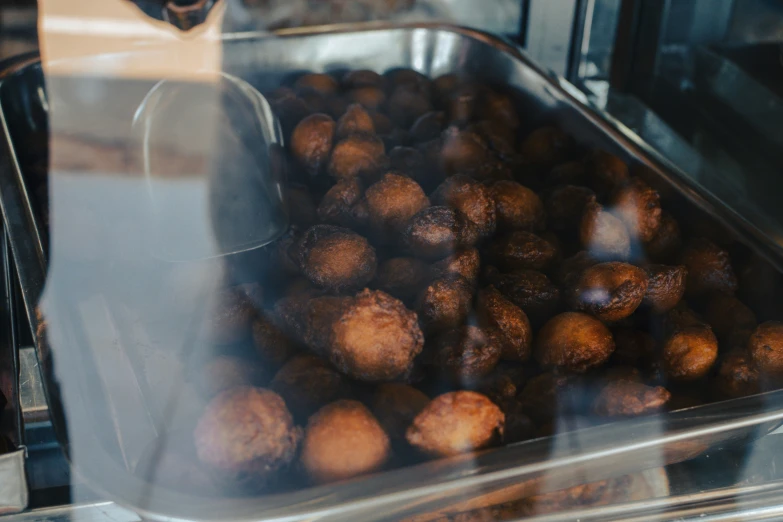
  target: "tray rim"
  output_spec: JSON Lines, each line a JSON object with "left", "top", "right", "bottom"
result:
{"left": 2, "top": 21, "right": 783, "bottom": 522}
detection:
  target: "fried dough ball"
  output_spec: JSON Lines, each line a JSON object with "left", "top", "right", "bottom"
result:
{"left": 290, "top": 113, "right": 335, "bottom": 176}
{"left": 662, "top": 311, "right": 718, "bottom": 381}
{"left": 546, "top": 185, "right": 596, "bottom": 231}
{"left": 193, "top": 387, "right": 301, "bottom": 486}
{"left": 388, "top": 86, "right": 433, "bottom": 128}
{"left": 519, "top": 126, "right": 574, "bottom": 170}
{"left": 715, "top": 351, "right": 761, "bottom": 399}
{"left": 386, "top": 68, "right": 432, "bottom": 97}
{"left": 476, "top": 366, "right": 524, "bottom": 404}
{"left": 373, "top": 257, "right": 431, "bottom": 304}
{"left": 681, "top": 238, "right": 738, "bottom": 297}
{"left": 406, "top": 391, "right": 504, "bottom": 458}
{"left": 328, "top": 134, "right": 386, "bottom": 180}
{"left": 585, "top": 150, "right": 629, "bottom": 195}
{"left": 342, "top": 69, "right": 386, "bottom": 90}
{"left": 748, "top": 322, "right": 783, "bottom": 378}
{"left": 463, "top": 157, "right": 515, "bottom": 184}
{"left": 297, "top": 225, "right": 377, "bottom": 292}
{"left": 432, "top": 175, "right": 497, "bottom": 239}
{"left": 335, "top": 103, "right": 375, "bottom": 139}
{"left": 611, "top": 178, "right": 662, "bottom": 243}
{"left": 645, "top": 211, "right": 682, "bottom": 263}
{"left": 405, "top": 206, "right": 479, "bottom": 261}
{"left": 557, "top": 250, "right": 599, "bottom": 286}
{"left": 432, "top": 73, "right": 461, "bottom": 104}
{"left": 612, "top": 328, "right": 656, "bottom": 368}
{"left": 536, "top": 312, "right": 615, "bottom": 373}
{"left": 327, "top": 289, "right": 424, "bottom": 382}
{"left": 270, "top": 355, "right": 347, "bottom": 423}
{"left": 487, "top": 269, "right": 560, "bottom": 326}
{"left": 490, "top": 181, "right": 545, "bottom": 232}
{"left": 251, "top": 313, "right": 300, "bottom": 368}
{"left": 433, "top": 326, "right": 503, "bottom": 384}
{"left": 499, "top": 400, "right": 536, "bottom": 444}
{"left": 329, "top": 290, "right": 424, "bottom": 382}
{"left": 441, "top": 128, "right": 490, "bottom": 175}
{"left": 270, "top": 90, "right": 312, "bottom": 141}
{"left": 410, "top": 111, "right": 446, "bottom": 143}
{"left": 294, "top": 73, "right": 338, "bottom": 95}
{"left": 417, "top": 276, "right": 474, "bottom": 334}
{"left": 200, "top": 285, "right": 258, "bottom": 345}
{"left": 486, "top": 231, "right": 558, "bottom": 271}
{"left": 193, "top": 356, "right": 267, "bottom": 400}
{"left": 517, "top": 373, "right": 570, "bottom": 422}
{"left": 477, "top": 286, "right": 533, "bottom": 362}
{"left": 372, "top": 383, "right": 430, "bottom": 440}
{"left": 347, "top": 86, "right": 387, "bottom": 110}
{"left": 480, "top": 89, "right": 519, "bottom": 130}
{"left": 432, "top": 249, "right": 481, "bottom": 286}
{"left": 301, "top": 400, "right": 390, "bottom": 484}
{"left": 593, "top": 380, "right": 670, "bottom": 417}
{"left": 317, "top": 177, "right": 365, "bottom": 228}
{"left": 468, "top": 119, "right": 517, "bottom": 157}
{"left": 303, "top": 295, "right": 352, "bottom": 355}
{"left": 370, "top": 110, "right": 395, "bottom": 135}
{"left": 445, "top": 83, "right": 480, "bottom": 124}
{"left": 704, "top": 293, "right": 757, "bottom": 346}
{"left": 568, "top": 262, "right": 648, "bottom": 322}
{"left": 580, "top": 201, "right": 631, "bottom": 260}
{"left": 365, "top": 172, "right": 430, "bottom": 241}
{"left": 665, "top": 302, "right": 707, "bottom": 332}
{"left": 549, "top": 160, "right": 587, "bottom": 186}
{"left": 643, "top": 264, "right": 687, "bottom": 314}
{"left": 389, "top": 146, "right": 442, "bottom": 193}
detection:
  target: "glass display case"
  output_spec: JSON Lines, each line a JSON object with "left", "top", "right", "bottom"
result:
{"left": 2, "top": 1, "right": 783, "bottom": 520}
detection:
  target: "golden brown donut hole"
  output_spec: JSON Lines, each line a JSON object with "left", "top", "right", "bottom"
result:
{"left": 490, "top": 180, "right": 546, "bottom": 232}
{"left": 643, "top": 264, "right": 687, "bottom": 314}
{"left": 611, "top": 178, "right": 662, "bottom": 243}
{"left": 365, "top": 172, "right": 430, "bottom": 242}
{"left": 535, "top": 312, "right": 615, "bottom": 373}
{"left": 416, "top": 275, "right": 474, "bottom": 334}
{"left": 301, "top": 400, "right": 390, "bottom": 484}
{"left": 335, "top": 103, "right": 376, "bottom": 139}
{"left": 297, "top": 225, "right": 377, "bottom": 292}
{"left": 568, "top": 262, "right": 648, "bottom": 322}
{"left": 580, "top": 201, "right": 631, "bottom": 261}
{"left": 193, "top": 387, "right": 301, "bottom": 487}
{"left": 432, "top": 175, "right": 497, "bottom": 239}
{"left": 433, "top": 325, "right": 503, "bottom": 385}
{"left": 406, "top": 391, "right": 504, "bottom": 458}
{"left": 748, "top": 321, "right": 783, "bottom": 378}
{"left": 328, "top": 134, "right": 386, "bottom": 180}
{"left": 290, "top": 113, "right": 336, "bottom": 176}
{"left": 681, "top": 238, "right": 738, "bottom": 297}
{"left": 477, "top": 286, "right": 533, "bottom": 362}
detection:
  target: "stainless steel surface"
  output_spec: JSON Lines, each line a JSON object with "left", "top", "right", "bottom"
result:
{"left": 0, "top": 449, "right": 28, "bottom": 515}
{"left": 0, "top": 501, "right": 140, "bottom": 522}
{"left": 0, "top": 212, "right": 27, "bottom": 514}
{"left": 18, "top": 346, "right": 46, "bottom": 424}
{"left": 3, "top": 23, "right": 783, "bottom": 521}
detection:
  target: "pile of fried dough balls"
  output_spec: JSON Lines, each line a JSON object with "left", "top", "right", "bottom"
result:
{"left": 181, "top": 68, "right": 783, "bottom": 496}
